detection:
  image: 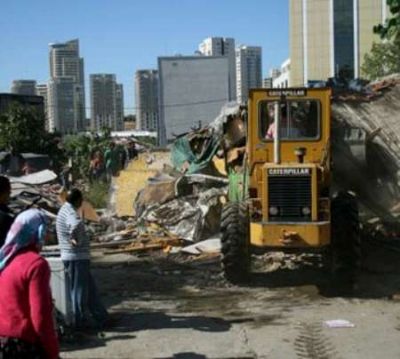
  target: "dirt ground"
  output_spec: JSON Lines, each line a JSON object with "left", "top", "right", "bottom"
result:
{"left": 60, "top": 241, "right": 400, "bottom": 359}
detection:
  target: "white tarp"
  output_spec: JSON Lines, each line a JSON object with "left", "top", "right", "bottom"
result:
{"left": 9, "top": 170, "right": 57, "bottom": 185}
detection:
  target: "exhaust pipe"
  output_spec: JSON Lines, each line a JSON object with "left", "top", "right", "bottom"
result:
{"left": 274, "top": 101, "right": 281, "bottom": 164}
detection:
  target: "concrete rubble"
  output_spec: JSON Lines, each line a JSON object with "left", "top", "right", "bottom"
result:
{"left": 331, "top": 74, "right": 400, "bottom": 243}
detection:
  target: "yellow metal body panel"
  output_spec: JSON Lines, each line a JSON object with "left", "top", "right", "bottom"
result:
{"left": 246, "top": 88, "right": 332, "bottom": 249}
{"left": 250, "top": 222, "right": 330, "bottom": 248}
{"left": 247, "top": 88, "right": 331, "bottom": 188}
{"left": 262, "top": 163, "right": 319, "bottom": 222}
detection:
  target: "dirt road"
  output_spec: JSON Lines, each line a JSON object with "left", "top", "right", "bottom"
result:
{"left": 61, "top": 242, "right": 400, "bottom": 359}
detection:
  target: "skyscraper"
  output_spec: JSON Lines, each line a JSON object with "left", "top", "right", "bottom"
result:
{"left": 11, "top": 80, "right": 37, "bottom": 96}
{"left": 236, "top": 45, "right": 262, "bottom": 104}
{"left": 36, "top": 83, "right": 49, "bottom": 131}
{"left": 48, "top": 77, "right": 77, "bottom": 134}
{"left": 199, "top": 37, "right": 236, "bottom": 101}
{"left": 290, "top": 0, "right": 389, "bottom": 86}
{"left": 48, "top": 39, "right": 85, "bottom": 134}
{"left": 135, "top": 70, "right": 159, "bottom": 131}
{"left": 90, "top": 74, "right": 124, "bottom": 131}
{"left": 115, "top": 83, "right": 124, "bottom": 131}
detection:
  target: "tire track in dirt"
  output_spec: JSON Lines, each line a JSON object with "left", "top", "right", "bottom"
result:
{"left": 294, "top": 322, "right": 340, "bottom": 359}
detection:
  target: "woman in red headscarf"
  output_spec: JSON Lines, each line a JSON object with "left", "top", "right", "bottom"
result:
{"left": 0, "top": 209, "right": 59, "bottom": 359}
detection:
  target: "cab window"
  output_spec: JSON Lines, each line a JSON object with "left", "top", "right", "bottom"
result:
{"left": 259, "top": 100, "right": 320, "bottom": 141}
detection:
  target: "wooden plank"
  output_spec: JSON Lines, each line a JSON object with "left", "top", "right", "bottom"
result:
{"left": 104, "top": 243, "right": 164, "bottom": 254}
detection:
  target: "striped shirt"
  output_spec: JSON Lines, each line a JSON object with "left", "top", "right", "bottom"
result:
{"left": 56, "top": 202, "right": 90, "bottom": 261}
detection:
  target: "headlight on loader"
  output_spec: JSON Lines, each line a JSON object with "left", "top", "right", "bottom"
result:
{"left": 269, "top": 206, "right": 279, "bottom": 216}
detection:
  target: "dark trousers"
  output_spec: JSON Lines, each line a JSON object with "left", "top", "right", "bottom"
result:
{"left": 0, "top": 337, "right": 43, "bottom": 359}
{"left": 63, "top": 260, "right": 108, "bottom": 328}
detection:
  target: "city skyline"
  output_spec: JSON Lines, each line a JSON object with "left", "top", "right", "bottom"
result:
{"left": 0, "top": 0, "right": 289, "bottom": 113}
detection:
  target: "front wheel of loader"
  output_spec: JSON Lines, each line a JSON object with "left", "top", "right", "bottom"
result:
{"left": 220, "top": 201, "right": 250, "bottom": 284}
{"left": 330, "top": 191, "right": 361, "bottom": 288}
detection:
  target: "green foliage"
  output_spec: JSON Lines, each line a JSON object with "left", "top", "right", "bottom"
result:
{"left": 362, "top": 41, "right": 400, "bottom": 80}
{"left": 374, "top": 0, "right": 400, "bottom": 41}
{"left": 85, "top": 180, "right": 109, "bottom": 209}
{"left": 0, "top": 103, "right": 66, "bottom": 170}
{"left": 63, "top": 129, "right": 111, "bottom": 180}
{"left": 0, "top": 103, "right": 46, "bottom": 152}
{"left": 136, "top": 136, "right": 157, "bottom": 147}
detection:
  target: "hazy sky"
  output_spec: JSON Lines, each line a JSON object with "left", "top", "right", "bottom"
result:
{"left": 0, "top": 0, "right": 289, "bottom": 113}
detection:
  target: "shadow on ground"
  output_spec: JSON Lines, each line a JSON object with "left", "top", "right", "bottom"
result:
{"left": 61, "top": 311, "right": 242, "bottom": 353}
{"left": 155, "top": 353, "right": 255, "bottom": 359}
{"left": 246, "top": 241, "right": 400, "bottom": 299}
{"left": 94, "top": 240, "right": 400, "bottom": 309}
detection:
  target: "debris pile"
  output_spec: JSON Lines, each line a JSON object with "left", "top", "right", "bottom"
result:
{"left": 332, "top": 75, "right": 400, "bottom": 218}
{"left": 131, "top": 103, "right": 248, "bottom": 245}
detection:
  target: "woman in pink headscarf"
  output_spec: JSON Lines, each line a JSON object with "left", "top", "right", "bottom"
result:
{"left": 0, "top": 209, "right": 59, "bottom": 359}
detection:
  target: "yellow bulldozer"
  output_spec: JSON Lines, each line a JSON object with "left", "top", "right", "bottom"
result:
{"left": 221, "top": 88, "right": 361, "bottom": 283}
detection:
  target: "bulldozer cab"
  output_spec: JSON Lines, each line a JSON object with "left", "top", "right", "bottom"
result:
{"left": 262, "top": 99, "right": 319, "bottom": 140}
{"left": 248, "top": 88, "right": 331, "bottom": 168}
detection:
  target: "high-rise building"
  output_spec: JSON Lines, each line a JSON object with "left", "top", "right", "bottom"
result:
{"left": 115, "top": 83, "right": 124, "bottom": 131}
{"left": 290, "top": 0, "right": 389, "bottom": 86}
{"left": 158, "top": 56, "right": 230, "bottom": 146}
{"left": 36, "top": 83, "right": 49, "bottom": 131}
{"left": 48, "top": 77, "right": 79, "bottom": 134}
{"left": 48, "top": 39, "right": 85, "bottom": 133}
{"left": 263, "top": 78, "right": 273, "bottom": 89}
{"left": 199, "top": 37, "right": 236, "bottom": 101}
{"left": 236, "top": 45, "right": 262, "bottom": 104}
{"left": 135, "top": 70, "right": 159, "bottom": 131}
{"left": 273, "top": 59, "right": 291, "bottom": 88}
{"left": 90, "top": 74, "right": 124, "bottom": 131}
{"left": 11, "top": 80, "right": 37, "bottom": 96}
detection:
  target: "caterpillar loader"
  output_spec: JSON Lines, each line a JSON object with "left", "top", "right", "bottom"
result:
{"left": 220, "top": 88, "right": 361, "bottom": 283}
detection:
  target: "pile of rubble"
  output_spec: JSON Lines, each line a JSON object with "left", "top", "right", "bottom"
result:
{"left": 8, "top": 169, "right": 107, "bottom": 246}
{"left": 90, "top": 103, "right": 247, "bottom": 257}
{"left": 132, "top": 103, "right": 247, "bottom": 245}
{"left": 331, "top": 74, "right": 400, "bottom": 239}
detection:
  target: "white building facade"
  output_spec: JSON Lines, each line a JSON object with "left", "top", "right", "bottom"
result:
{"left": 199, "top": 37, "right": 236, "bottom": 101}
{"left": 236, "top": 46, "right": 262, "bottom": 104}
{"left": 272, "top": 59, "right": 291, "bottom": 88}
{"left": 158, "top": 56, "right": 230, "bottom": 146}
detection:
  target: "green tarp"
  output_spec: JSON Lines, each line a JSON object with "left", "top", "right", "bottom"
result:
{"left": 171, "top": 136, "right": 220, "bottom": 174}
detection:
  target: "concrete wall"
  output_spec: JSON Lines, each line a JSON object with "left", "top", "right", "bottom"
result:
{"left": 158, "top": 56, "right": 229, "bottom": 146}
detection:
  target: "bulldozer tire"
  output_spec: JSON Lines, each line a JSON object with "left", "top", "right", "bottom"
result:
{"left": 220, "top": 201, "right": 250, "bottom": 283}
{"left": 330, "top": 191, "right": 361, "bottom": 283}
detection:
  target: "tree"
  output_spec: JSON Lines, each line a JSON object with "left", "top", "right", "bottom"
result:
{"left": 0, "top": 103, "right": 67, "bottom": 171}
{"left": 63, "top": 129, "right": 112, "bottom": 180}
{"left": 363, "top": 0, "right": 400, "bottom": 80}
{"left": 374, "top": 0, "right": 400, "bottom": 42}
{"left": 361, "top": 41, "right": 400, "bottom": 80}
{"left": 0, "top": 103, "right": 46, "bottom": 153}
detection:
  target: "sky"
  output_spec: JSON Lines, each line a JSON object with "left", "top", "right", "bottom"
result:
{"left": 0, "top": 0, "right": 289, "bottom": 114}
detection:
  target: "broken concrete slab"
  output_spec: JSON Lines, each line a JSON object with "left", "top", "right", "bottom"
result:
{"left": 181, "top": 237, "right": 221, "bottom": 255}
{"left": 9, "top": 169, "right": 57, "bottom": 185}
